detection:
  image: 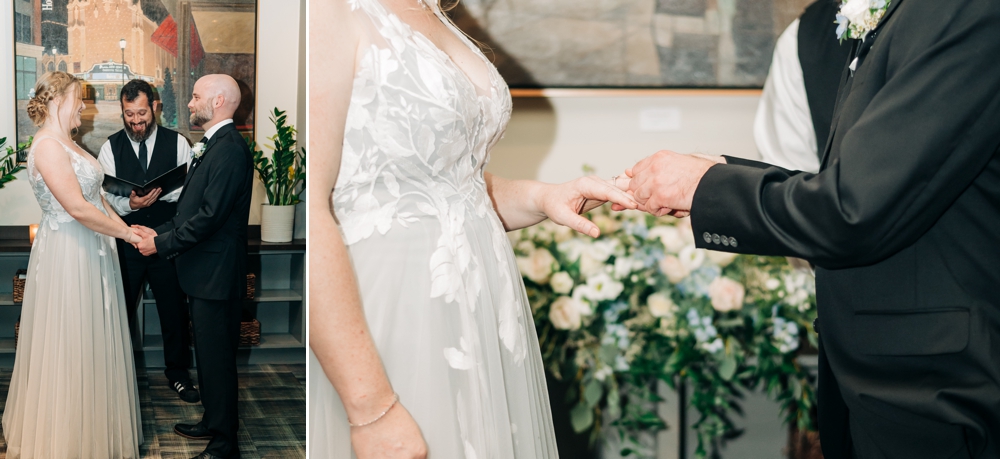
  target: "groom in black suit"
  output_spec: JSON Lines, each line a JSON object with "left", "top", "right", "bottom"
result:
{"left": 626, "top": 1, "right": 1000, "bottom": 458}
{"left": 135, "top": 74, "right": 254, "bottom": 459}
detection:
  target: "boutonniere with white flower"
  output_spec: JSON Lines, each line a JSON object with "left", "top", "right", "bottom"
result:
{"left": 836, "top": 0, "right": 890, "bottom": 43}
{"left": 190, "top": 142, "right": 206, "bottom": 161}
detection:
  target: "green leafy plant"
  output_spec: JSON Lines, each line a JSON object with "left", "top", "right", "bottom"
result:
{"left": 514, "top": 204, "right": 818, "bottom": 458}
{"left": 247, "top": 108, "right": 306, "bottom": 206}
{"left": 1, "top": 137, "right": 31, "bottom": 190}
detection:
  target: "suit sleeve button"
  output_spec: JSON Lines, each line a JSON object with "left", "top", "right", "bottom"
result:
{"left": 729, "top": 237, "right": 738, "bottom": 247}
{"left": 721, "top": 236, "right": 730, "bottom": 246}
{"left": 712, "top": 234, "right": 721, "bottom": 245}
{"left": 703, "top": 232, "right": 712, "bottom": 243}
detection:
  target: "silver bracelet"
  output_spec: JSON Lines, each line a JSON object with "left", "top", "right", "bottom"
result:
{"left": 348, "top": 393, "right": 399, "bottom": 428}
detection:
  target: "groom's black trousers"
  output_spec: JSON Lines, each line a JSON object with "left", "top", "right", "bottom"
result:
{"left": 190, "top": 296, "right": 242, "bottom": 457}
{"left": 117, "top": 240, "right": 192, "bottom": 383}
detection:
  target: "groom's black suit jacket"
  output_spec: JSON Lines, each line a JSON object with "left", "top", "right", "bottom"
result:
{"left": 154, "top": 123, "right": 253, "bottom": 301}
{"left": 690, "top": 0, "right": 1000, "bottom": 457}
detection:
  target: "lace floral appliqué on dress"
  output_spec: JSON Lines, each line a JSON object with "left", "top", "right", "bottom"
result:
{"left": 308, "top": 0, "right": 558, "bottom": 457}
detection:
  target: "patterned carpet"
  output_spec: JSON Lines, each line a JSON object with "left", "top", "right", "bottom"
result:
{"left": 0, "top": 363, "right": 306, "bottom": 458}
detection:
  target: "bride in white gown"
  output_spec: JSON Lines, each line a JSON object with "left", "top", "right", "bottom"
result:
{"left": 2, "top": 72, "right": 143, "bottom": 458}
{"left": 309, "top": 1, "right": 637, "bottom": 457}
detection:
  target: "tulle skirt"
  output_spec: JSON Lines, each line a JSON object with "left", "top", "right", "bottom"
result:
{"left": 309, "top": 214, "right": 558, "bottom": 458}
{"left": 2, "top": 216, "right": 142, "bottom": 458}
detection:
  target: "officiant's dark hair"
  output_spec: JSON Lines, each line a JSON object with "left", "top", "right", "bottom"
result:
{"left": 120, "top": 80, "right": 157, "bottom": 110}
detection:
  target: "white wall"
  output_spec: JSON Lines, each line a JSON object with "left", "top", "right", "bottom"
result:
{"left": 486, "top": 90, "right": 762, "bottom": 184}
{"left": 0, "top": 0, "right": 307, "bottom": 225}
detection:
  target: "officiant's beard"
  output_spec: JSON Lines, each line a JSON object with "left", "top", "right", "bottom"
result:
{"left": 124, "top": 118, "right": 155, "bottom": 143}
{"left": 190, "top": 105, "right": 214, "bottom": 128}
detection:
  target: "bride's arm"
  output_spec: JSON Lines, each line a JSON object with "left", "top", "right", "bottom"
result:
{"left": 33, "top": 139, "right": 140, "bottom": 244}
{"left": 484, "top": 172, "right": 637, "bottom": 237}
{"left": 308, "top": 1, "right": 426, "bottom": 457}
{"left": 102, "top": 196, "right": 128, "bottom": 227}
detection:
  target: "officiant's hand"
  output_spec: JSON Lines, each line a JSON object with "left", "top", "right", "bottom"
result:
{"left": 625, "top": 151, "right": 726, "bottom": 217}
{"left": 540, "top": 176, "right": 639, "bottom": 238}
{"left": 129, "top": 188, "right": 162, "bottom": 210}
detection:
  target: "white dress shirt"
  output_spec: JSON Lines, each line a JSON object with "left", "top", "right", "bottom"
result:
{"left": 754, "top": 19, "right": 822, "bottom": 174}
{"left": 201, "top": 119, "right": 234, "bottom": 143}
{"left": 98, "top": 125, "right": 194, "bottom": 216}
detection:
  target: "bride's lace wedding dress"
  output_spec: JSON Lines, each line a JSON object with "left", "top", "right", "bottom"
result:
{"left": 308, "top": 0, "right": 558, "bottom": 457}
{"left": 2, "top": 137, "right": 141, "bottom": 458}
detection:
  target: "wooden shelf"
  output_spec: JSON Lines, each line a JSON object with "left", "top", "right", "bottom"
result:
{"left": 0, "top": 293, "right": 16, "bottom": 306}
{"left": 0, "top": 338, "right": 18, "bottom": 354}
{"left": 142, "top": 333, "right": 304, "bottom": 351}
{"left": 140, "top": 289, "right": 303, "bottom": 304}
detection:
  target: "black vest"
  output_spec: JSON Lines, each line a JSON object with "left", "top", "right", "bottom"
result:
{"left": 108, "top": 126, "right": 180, "bottom": 227}
{"left": 798, "top": 0, "right": 855, "bottom": 157}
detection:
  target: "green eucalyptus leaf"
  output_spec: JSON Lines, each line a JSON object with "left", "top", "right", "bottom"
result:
{"left": 570, "top": 402, "right": 594, "bottom": 433}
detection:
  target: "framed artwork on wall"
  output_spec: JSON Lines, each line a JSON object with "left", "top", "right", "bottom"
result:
{"left": 450, "top": 0, "right": 814, "bottom": 89}
{"left": 11, "top": 0, "right": 258, "bottom": 156}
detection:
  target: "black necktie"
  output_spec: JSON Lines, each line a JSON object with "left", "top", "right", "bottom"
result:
{"left": 138, "top": 140, "right": 148, "bottom": 175}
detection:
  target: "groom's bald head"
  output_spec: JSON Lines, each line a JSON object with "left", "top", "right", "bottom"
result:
{"left": 188, "top": 74, "right": 241, "bottom": 129}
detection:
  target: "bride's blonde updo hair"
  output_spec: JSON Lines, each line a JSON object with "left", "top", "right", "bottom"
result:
{"left": 26, "top": 71, "right": 82, "bottom": 126}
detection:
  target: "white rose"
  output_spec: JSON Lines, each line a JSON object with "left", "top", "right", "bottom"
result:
{"left": 678, "top": 245, "right": 706, "bottom": 272}
{"left": 659, "top": 255, "right": 690, "bottom": 284}
{"left": 515, "top": 240, "right": 534, "bottom": 254}
{"left": 840, "top": 0, "right": 872, "bottom": 24}
{"left": 675, "top": 218, "right": 696, "bottom": 245}
{"left": 647, "top": 292, "right": 677, "bottom": 318}
{"left": 516, "top": 248, "right": 556, "bottom": 284}
{"left": 551, "top": 271, "right": 575, "bottom": 294}
{"left": 708, "top": 277, "right": 746, "bottom": 313}
{"left": 706, "top": 250, "right": 738, "bottom": 267}
{"left": 613, "top": 256, "right": 642, "bottom": 279}
{"left": 571, "top": 286, "right": 596, "bottom": 314}
{"left": 558, "top": 239, "right": 587, "bottom": 262}
{"left": 765, "top": 277, "right": 781, "bottom": 291}
{"left": 592, "top": 214, "right": 621, "bottom": 234}
{"left": 549, "top": 296, "right": 583, "bottom": 330}
{"left": 579, "top": 253, "right": 605, "bottom": 278}
{"left": 552, "top": 225, "right": 573, "bottom": 242}
{"left": 648, "top": 226, "right": 686, "bottom": 254}
{"left": 586, "top": 239, "right": 619, "bottom": 262}
{"left": 586, "top": 272, "right": 625, "bottom": 301}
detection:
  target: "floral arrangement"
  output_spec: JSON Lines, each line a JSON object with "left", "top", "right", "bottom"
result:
{"left": 836, "top": 0, "right": 890, "bottom": 42}
{"left": 247, "top": 108, "right": 306, "bottom": 206}
{"left": 1, "top": 137, "right": 29, "bottom": 190}
{"left": 512, "top": 204, "right": 818, "bottom": 458}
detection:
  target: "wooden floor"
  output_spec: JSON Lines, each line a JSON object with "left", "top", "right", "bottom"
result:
{"left": 0, "top": 362, "right": 306, "bottom": 458}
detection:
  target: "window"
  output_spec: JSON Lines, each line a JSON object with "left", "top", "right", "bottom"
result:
{"left": 16, "top": 56, "right": 38, "bottom": 100}
{"left": 15, "top": 13, "right": 32, "bottom": 44}
{"left": 58, "top": 61, "right": 67, "bottom": 72}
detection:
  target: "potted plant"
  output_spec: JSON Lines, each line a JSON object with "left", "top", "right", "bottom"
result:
{"left": 247, "top": 109, "right": 306, "bottom": 243}
{"left": 1, "top": 137, "right": 28, "bottom": 190}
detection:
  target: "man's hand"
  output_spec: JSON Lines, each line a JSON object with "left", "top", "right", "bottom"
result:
{"left": 625, "top": 151, "right": 725, "bottom": 217}
{"left": 129, "top": 188, "right": 162, "bottom": 210}
{"left": 132, "top": 225, "right": 159, "bottom": 255}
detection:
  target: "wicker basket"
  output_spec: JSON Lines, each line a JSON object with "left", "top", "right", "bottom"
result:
{"left": 240, "top": 318, "right": 261, "bottom": 347}
{"left": 12, "top": 269, "right": 26, "bottom": 303}
{"left": 14, "top": 320, "right": 19, "bottom": 349}
{"left": 245, "top": 273, "right": 256, "bottom": 300}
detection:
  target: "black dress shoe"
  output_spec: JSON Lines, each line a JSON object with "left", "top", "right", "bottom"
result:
{"left": 174, "top": 422, "right": 212, "bottom": 440}
{"left": 170, "top": 380, "right": 201, "bottom": 403}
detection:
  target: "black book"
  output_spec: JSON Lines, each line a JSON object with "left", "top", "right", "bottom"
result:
{"left": 102, "top": 163, "right": 188, "bottom": 198}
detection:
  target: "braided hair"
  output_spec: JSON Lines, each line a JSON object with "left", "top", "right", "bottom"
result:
{"left": 26, "top": 71, "right": 82, "bottom": 127}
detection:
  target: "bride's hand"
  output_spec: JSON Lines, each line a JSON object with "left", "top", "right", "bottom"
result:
{"left": 538, "top": 176, "right": 638, "bottom": 238}
{"left": 350, "top": 401, "right": 427, "bottom": 459}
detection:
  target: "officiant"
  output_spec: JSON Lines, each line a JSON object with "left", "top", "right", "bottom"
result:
{"left": 97, "top": 79, "right": 199, "bottom": 404}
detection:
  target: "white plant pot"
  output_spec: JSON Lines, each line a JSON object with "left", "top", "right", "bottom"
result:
{"left": 261, "top": 204, "right": 296, "bottom": 243}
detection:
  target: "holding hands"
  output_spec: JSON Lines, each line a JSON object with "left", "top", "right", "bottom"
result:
{"left": 610, "top": 151, "right": 726, "bottom": 217}
{"left": 129, "top": 225, "right": 159, "bottom": 255}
